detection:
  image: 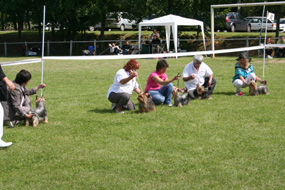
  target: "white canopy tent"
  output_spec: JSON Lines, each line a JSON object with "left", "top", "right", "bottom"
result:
{"left": 138, "top": 14, "right": 206, "bottom": 56}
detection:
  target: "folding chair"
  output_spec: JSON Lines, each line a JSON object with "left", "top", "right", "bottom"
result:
{"left": 141, "top": 44, "right": 150, "bottom": 54}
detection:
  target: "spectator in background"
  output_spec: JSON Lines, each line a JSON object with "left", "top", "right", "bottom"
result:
{"left": 276, "top": 36, "right": 285, "bottom": 58}
{"left": 150, "top": 28, "right": 160, "bottom": 40}
{"left": 109, "top": 43, "right": 122, "bottom": 55}
{"left": 122, "top": 40, "right": 133, "bottom": 55}
{"left": 265, "top": 37, "right": 274, "bottom": 59}
{"left": 151, "top": 35, "right": 162, "bottom": 53}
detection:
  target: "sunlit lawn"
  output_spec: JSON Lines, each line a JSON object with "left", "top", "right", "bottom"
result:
{"left": 0, "top": 56, "right": 284, "bottom": 189}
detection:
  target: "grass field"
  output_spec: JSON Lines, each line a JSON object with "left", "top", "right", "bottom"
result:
{"left": 0, "top": 56, "right": 284, "bottom": 189}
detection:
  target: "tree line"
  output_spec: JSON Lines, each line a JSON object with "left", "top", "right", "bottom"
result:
{"left": 0, "top": 0, "right": 284, "bottom": 41}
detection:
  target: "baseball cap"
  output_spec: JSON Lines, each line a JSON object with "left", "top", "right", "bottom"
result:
{"left": 236, "top": 52, "right": 251, "bottom": 62}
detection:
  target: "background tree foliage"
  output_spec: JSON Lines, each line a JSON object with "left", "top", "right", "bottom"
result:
{"left": 0, "top": 0, "right": 284, "bottom": 40}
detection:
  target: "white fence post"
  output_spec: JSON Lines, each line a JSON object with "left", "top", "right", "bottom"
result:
{"left": 25, "top": 41, "right": 28, "bottom": 56}
{"left": 47, "top": 40, "right": 50, "bottom": 56}
{"left": 4, "top": 42, "right": 7, "bottom": 56}
{"left": 70, "top": 40, "right": 73, "bottom": 56}
{"left": 94, "top": 40, "right": 96, "bottom": 55}
{"left": 246, "top": 37, "right": 249, "bottom": 55}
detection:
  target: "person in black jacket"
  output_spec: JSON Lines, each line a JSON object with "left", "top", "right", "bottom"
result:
{"left": 0, "top": 65, "right": 15, "bottom": 148}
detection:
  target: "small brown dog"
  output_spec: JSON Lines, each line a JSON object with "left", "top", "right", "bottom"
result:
{"left": 195, "top": 84, "right": 211, "bottom": 99}
{"left": 172, "top": 88, "right": 190, "bottom": 107}
{"left": 137, "top": 93, "right": 156, "bottom": 113}
{"left": 26, "top": 96, "right": 48, "bottom": 127}
{"left": 249, "top": 80, "right": 270, "bottom": 96}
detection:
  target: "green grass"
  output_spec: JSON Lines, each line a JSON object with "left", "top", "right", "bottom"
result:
{"left": 0, "top": 56, "right": 284, "bottom": 189}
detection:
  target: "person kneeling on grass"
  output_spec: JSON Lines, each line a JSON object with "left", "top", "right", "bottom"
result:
{"left": 232, "top": 52, "right": 266, "bottom": 96}
{"left": 107, "top": 59, "right": 143, "bottom": 114}
{"left": 2, "top": 70, "right": 46, "bottom": 127}
{"left": 182, "top": 54, "right": 217, "bottom": 99}
{"left": 145, "top": 59, "right": 180, "bottom": 107}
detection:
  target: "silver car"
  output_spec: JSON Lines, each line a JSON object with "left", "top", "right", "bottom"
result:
{"left": 89, "top": 12, "right": 136, "bottom": 31}
{"left": 246, "top": 17, "right": 276, "bottom": 31}
{"left": 280, "top": 18, "right": 285, "bottom": 32}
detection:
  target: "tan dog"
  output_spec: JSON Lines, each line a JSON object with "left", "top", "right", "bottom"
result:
{"left": 172, "top": 88, "right": 190, "bottom": 107}
{"left": 249, "top": 80, "right": 258, "bottom": 96}
{"left": 196, "top": 84, "right": 205, "bottom": 97}
{"left": 26, "top": 96, "right": 48, "bottom": 127}
{"left": 137, "top": 93, "right": 156, "bottom": 113}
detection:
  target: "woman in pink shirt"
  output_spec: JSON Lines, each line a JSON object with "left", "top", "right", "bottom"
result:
{"left": 145, "top": 60, "right": 180, "bottom": 106}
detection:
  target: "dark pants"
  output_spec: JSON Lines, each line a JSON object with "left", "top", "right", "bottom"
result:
{"left": 265, "top": 49, "right": 273, "bottom": 56}
{"left": 275, "top": 48, "right": 285, "bottom": 57}
{"left": 193, "top": 77, "right": 217, "bottom": 98}
{"left": 108, "top": 92, "right": 136, "bottom": 110}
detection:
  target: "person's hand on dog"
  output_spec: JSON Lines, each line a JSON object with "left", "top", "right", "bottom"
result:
{"left": 25, "top": 113, "right": 36, "bottom": 119}
{"left": 260, "top": 80, "right": 267, "bottom": 85}
{"left": 146, "top": 93, "right": 152, "bottom": 99}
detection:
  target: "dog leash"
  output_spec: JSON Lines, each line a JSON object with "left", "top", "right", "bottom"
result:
{"left": 136, "top": 75, "right": 143, "bottom": 93}
{"left": 177, "top": 78, "right": 179, "bottom": 89}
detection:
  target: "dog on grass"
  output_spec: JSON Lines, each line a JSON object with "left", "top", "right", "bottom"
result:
{"left": 137, "top": 93, "right": 156, "bottom": 113}
{"left": 172, "top": 88, "right": 190, "bottom": 107}
{"left": 26, "top": 96, "right": 48, "bottom": 127}
{"left": 248, "top": 80, "right": 270, "bottom": 96}
{"left": 195, "top": 84, "right": 211, "bottom": 99}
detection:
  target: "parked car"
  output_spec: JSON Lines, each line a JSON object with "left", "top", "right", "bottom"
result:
{"left": 280, "top": 18, "right": 285, "bottom": 32}
{"left": 89, "top": 12, "right": 137, "bottom": 31}
{"left": 32, "top": 22, "right": 50, "bottom": 30}
{"left": 215, "top": 12, "right": 251, "bottom": 32}
{"left": 246, "top": 17, "right": 276, "bottom": 31}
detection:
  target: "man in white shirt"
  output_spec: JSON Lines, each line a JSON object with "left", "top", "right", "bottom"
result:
{"left": 182, "top": 55, "right": 217, "bottom": 99}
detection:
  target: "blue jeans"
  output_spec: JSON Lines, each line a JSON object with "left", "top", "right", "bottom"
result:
{"left": 148, "top": 83, "right": 173, "bottom": 105}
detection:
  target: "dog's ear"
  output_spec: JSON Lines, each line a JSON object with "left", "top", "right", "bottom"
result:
{"left": 36, "top": 95, "right": 39, "bottom": 100}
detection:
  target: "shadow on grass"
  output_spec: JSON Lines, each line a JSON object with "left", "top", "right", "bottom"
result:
{"left": 88, "top": 109, "right": 114, "bottom": 114}
{"left": 88, "top": 108, "right": 140, "bottom": 114}
{"left": 214, "top": 91, "right": 235, "bottom": 96}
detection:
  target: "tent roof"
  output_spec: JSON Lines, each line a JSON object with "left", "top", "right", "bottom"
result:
{"left": 139, "top": 14, "right": 204, "bottom": 26}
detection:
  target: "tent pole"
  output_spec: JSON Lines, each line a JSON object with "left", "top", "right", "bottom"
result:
{"left": 211, "top": 7, "right": 215, "bottom": 58}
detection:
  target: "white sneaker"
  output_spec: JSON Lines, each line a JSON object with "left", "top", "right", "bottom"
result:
{"left": 0, "top": 139, "right": 12, "bottom": 148}
{"left": 116, "top": 110, "right": 124, "bottom": 114}
{"left": 267, "top": 55, "right": 273, "bottom": 59}
{"left": 167, "top": 104, "right": 173, "bottom": 107}
{"left": 5, "top": 121, "right": 14, "bottom": 128}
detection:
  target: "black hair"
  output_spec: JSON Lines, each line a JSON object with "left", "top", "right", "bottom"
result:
{"left": 15, "top": 69, "right": 32, "bottom": 85}
{"left": 156, "top": 59, "right": 169, "bottom": 71}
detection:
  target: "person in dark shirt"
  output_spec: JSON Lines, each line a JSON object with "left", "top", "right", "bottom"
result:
{"left": 122, "top": 40, "right": 132, "bottom": 55}
{"left": 151, "top": 35, "right": 161, "bottom": 53}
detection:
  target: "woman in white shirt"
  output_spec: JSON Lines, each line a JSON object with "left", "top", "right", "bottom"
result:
{"left": 107, "top": 59, "right": 143, "bottom": 114}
